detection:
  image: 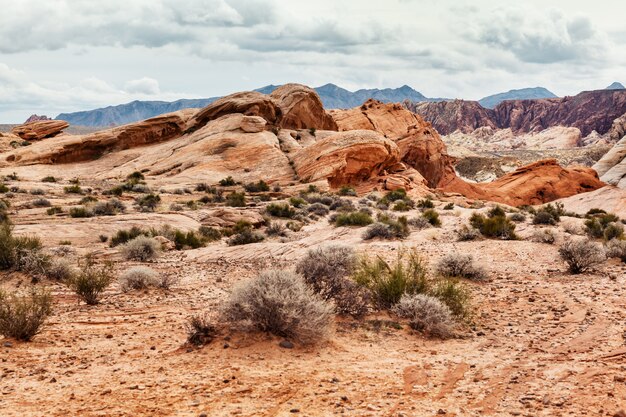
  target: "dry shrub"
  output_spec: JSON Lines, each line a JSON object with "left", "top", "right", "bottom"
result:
{"left": 120, "top": 236, "right": 160, "bottom": 261}
{"left": 558, "top": 239, "right": 606, "bottom": 274}
{"left": 435, "top": 253, "right": 488, "bottom": 281}
{"left": 393, "top": 294, "right": 454, "bottom": 338}
{"left": 606, "top": 239, "right": 626, "bottom": 262}
{"left": 456, "top": 224, "right": 480, "bottom": 241}
{"left": 46, "top": 257, "right": 76, "bottom": 281}
{"left": 186, "top": 313, "right": 218, "bottom": 346}
{"left": 530, "top": 228, "right": 557, "bottom": 244}
{"left": 119, "top": 266, "right": 161, "bottom": 292}
{"left": 296, "top": 245, "right": 370, "bottom": 317}
{"left": 221, "top": 269, "right": 333, "bottom": 344}
{"left": 0, "top": 288, "right": 52, "bottom": 341}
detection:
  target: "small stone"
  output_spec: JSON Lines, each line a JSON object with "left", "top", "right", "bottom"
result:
{"left": 49, "top": 377, "right": 57, "bottom": 383}
{"left": 101, "top": 389, "right": 112, "bottom": 395}
{"left": 289, "top": 409, "right": 300, "bottom": 413}
{"left": 437, "top": 410, "right": 446, "bottom": 415}
{"left": 3, "top": 342, "right": 12, "bottom": 348}
{"left": 279, "top": 340, "right": 294, "bottom": 349}
{"left": 105, "top": 334, "right": 113, "bottom": 339}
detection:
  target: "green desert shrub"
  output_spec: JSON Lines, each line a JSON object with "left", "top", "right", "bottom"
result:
{"left": 221, "top": 269, "right": 333, "bottom": 344}
{"left": 334, "top": 211, "right": 373, "bottom": 227}
{"left": 219, "top": 176, "right": 236, "bottom": 186}
{"left": 46, "top": 206, "right": 62, "bottom": 216}
{"left": 67, "top": 258, "right": 115, "bottom": 305}
{"left": 558, "top": 239, "right": 606, "bottom": 274}
{"left": 92, "top": 199, "right": 126, "bottom": 216}
{"left": 41, "top": 176, "right": 57, "bottom": 183}
{"left": 430, "top": 278, "right": 472, "bottom": 320}
{"left": 352, "top": 249, "right": 429, "bottom": 308}
{"left": 606, "top": 239, "right": 626, "bottom": 263}
{"left": 63, "top": 184, "right": 83, "bottom": 194}
{"left": 198, "top": 226, "right": 222, "bottom": 242}
{"left": 244, "top": 180, "right": 270, "bottom": 193}
{"left": 31, "top": 198, "right": 51, "bottom": 208}
{"left": 265, "top": 202, "right": 296, "bottom": 218}
{"left": 227, "top": 228, "right": 265, "bottom": 246}
{"left": 225, "top": 191, "right": 246, "bottom": 207}
{"left": 338, "top": 185, "right": 357, "bottom": 196}
{"left": 393, "top": 294, "right": 454, "bottom": 338}
{"left": 421, "top": 209, "right": 441, "bottom": 227}
{"left": 363, "top": 215, "right": 409, "bottom": 240}
{"left": 603, "top": 222, "right": 624, "bottom": 241}
{"left": 110, "top": 226, "right": 146, "bottom": 247}
{"left": 0, "top": 288, "right": 52, "bottom": 341}
{"left": 136, "top": 194, "right": 161, "bottom": 212}
{"left": 69, "top": 206, "right": 93, "bottom": 218}
{"left": 469, "top": 212, "right": 516, "bottom": 240}
{"left": 417, "top": 198, "right": 435, "bottom": 209}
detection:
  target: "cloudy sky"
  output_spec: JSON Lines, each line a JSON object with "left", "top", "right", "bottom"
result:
{"left": 1, "top": 0, "right": 624, "bottom": 122}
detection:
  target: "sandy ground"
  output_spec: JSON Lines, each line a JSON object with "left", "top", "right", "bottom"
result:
{"left": 1, "top": 178, "right": 625, "bottom": 417}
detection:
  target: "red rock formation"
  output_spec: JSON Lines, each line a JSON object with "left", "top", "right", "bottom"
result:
{"left": 407, "top": 100, "right": 496, "bottom": 135}
{"left": 270, "top": 84, "right": 337, "bottom": 131}
{"left": 443, "top": 159, "right": 604, "bottom": 206}
{"left": 331, "top": 99, "right": 457, "bottom": 188}
{"left": 409, "top": 90, "right": 626, "bottom": 136}
{"left": 292, "top": 130, "right": 400, "bottom": 187}
{"left": 24, "top": 114, "right": 52, "bottom": 123}
{"left": 11, "top": 120, "right": 69, "bottom": 140}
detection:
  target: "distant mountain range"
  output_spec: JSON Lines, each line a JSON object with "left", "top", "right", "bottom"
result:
{"left": 606, "top": 82, "right": 625, "bottom": 90}
{"left": 55, "top": 82, "right": 624, "bottom": 127}
{"left": 478, "top": 87, "right": 557, "bottom": 109}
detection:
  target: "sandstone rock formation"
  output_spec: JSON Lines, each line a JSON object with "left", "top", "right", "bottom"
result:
{"left": 593, "top": 135, "right": 626, "bottom": 188}
{"left": 270, "top": 84, "right": 337, "bottom": 130}
{"left": 11, "top": 120, "right": 70, "bottom": 140}
{"left": 330, "top": 99, "right": 457, "bottom": 188}
{"left": 0, "top": 84, "right": 606, "bottom": 207}
{"left": 556, "top": 186, "right": 626, "bottom": 218}
{"left": 292, "top": 130, "right": 400, "bottom": 187}
{"left": 444, "top": 159, "right": 604, "bottom": 206}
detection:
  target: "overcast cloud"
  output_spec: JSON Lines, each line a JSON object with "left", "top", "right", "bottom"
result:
{"left": 0, "top": 0, "right": 624, "bottom": 122}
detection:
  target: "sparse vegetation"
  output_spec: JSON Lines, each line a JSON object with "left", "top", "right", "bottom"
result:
{"left": 0, "top": 288, "right": 52, "bottom": 341}
{"left": 219, "top": 176, "right": 236, "bottom": 186}
{"left": 221, "top": 269, "right": 333, "bottom": 344}
{"left": 296, "top": 245, "right": 369, "bottom": 317}
{"left": 338, "top": 185, "right": 357, "bottom": 196}
{"left": 558, "top": 239, "right": 606, "bottom": 274}
{"left": 136, "top": 194, "right": 161, "bottom": 212}
{"left": 64, "top": 184, "right": 83, "bottom": 194}
{"left": 393, "top": 294, "right": 454, "bottom": 338}
{"left": 41, "top": 176, "right": 57, "bottom": 183}
{"left": 353, "top": 249, "right": 429, "bottom": 308}
{"left": 531, "top": 228, "right": 557, "bottom": 244}
{"left": 469, "top": 212, "right": 516, "bottom": 240}
{"left": 120, "top": 236, "right": 161, "bottom": 261}
{"left": 186, "top": 313, "right": 218, "bottom": 346}
{"left": 67, "top": 257, "right": 115, "bottom": 305}
{"left": 119, "top": 266, "right": 161, "bottom": 291}
{"left": 265, "top": 202, "right": 296, "bottom": 218}
{"left": 244, "top": 180, "right": 270, "bottom": 193}
{"left": 69, "top": 206, "right": 93, "bottom": 218}
{"left": 334, "top": 211, "right": 373, "bottom": 227}
{"left": 436, "top": 253, "right": 487, "bottom": 281}
{"left": 225, "top": 191, "right": 246, "bottom": 207}
{"left": 421, "top": 209, "right": 441, "bottom": 227}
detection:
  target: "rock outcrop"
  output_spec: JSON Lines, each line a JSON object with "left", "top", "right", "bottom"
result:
{"left": 24, "top": 114, "right": 52, "bottom": 123}
{"left": 270, "top": 84, "right": 337, "bottom": 131}
{"left": 409, "top": 90, "right": 626, "bottom": 137}
{"left": 11, "top": 120, "right": 70, "bottom": 140}
{"left": 593, "top": 135, "right": 626, "bottom": 188}
{"left": 188, "top": 92, "right": 280, "bottom": 131}
{"left": 292, "top": 130, "right": 400, "bottom": 187}
{"left": 331, "top": 99, "right": 457, "bottom": 188}
{"left": 444, "top": 159, "right": 604, "bottom": 206}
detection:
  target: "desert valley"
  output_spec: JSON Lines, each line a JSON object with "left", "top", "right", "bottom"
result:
{"left": 0, "top": 82, "right": 625, "bottom": 416}
{"left": 1, "top": 1, "right": 626, "bottom": 416}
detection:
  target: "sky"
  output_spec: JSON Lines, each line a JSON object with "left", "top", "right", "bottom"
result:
{"left": 0, "top": 0, "right": 624, "bottom": 122}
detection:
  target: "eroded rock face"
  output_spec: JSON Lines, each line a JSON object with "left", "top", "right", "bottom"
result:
{"left": 331, "top": 99, "right": 457, "bottom": 188}
{"left": 188, "top": 91, "right": 281, "bottom": 131}
{"left": 593, "top": 136, "right": 626, "bottom": 188}
{"left": 271, "top": 84, "right": 337, "bottom": 131}
{"left": 409, "top": 90, "right": 626, "bottom": 137}
{"left": 407, "top": 100, "right": 496, "bottom": 135}
{"left": 11, "top": 120, "right": 70, "bottom": 140}
{"left": 292, "top": 130, "right": 400, "bottom": 187}
{"left": 445, "top": 159, "right": 604, "bottom": 206}
{"left": 4, "top": 110, "right": 196, "bottom": 165}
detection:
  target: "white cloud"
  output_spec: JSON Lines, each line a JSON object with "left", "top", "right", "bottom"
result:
{"left": 124, "top": 77, "right": 160, "bottom": 95}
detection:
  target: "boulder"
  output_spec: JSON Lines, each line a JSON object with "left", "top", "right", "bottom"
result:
{"left": 12, "top": 120, "right": 69, "bottom": 140}
{"left": 270, "top": 84, "right": 337, "bottom": 131}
